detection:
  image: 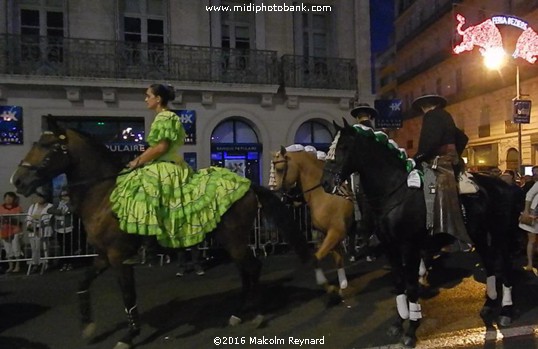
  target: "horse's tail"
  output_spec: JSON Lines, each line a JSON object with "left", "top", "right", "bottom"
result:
{"left": 251, "top": 184, "right": 313, "bottom": 264}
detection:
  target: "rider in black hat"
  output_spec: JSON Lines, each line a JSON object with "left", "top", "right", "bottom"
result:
{"left": 413, "top": 94, "right": 468, "bottom": 242}
{"left": 349, "top": 103, "right": 379, "bottom": 261}
{"left": 350, "top": 103, "right": 378, "bottom": 129}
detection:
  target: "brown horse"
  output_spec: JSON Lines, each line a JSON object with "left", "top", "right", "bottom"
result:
{"left": 11, "top": 127, "right": 311, "bottom": 349}
{"left": 270, "top": 147, "right": 354, "bottom": 291}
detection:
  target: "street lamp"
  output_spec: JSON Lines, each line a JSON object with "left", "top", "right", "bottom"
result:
{"left": 452, "top": 13, "right": 538, "bottom": 174}
{"left": 482, "top": 47, "right": 523, "bottom": 172}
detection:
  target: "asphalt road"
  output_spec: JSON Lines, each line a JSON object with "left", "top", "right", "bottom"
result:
{"left": 1, "top": 247, "right": 538, "bottom": 349}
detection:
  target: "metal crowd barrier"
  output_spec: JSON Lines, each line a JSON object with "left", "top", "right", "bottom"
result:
{"left": 0, "top": 205, "right": 318, "bottom": 272}
{"left": 0, "top": 213, "right": 96, "bottom": 274}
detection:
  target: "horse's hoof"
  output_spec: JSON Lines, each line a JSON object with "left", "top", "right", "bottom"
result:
{"left": 325, "top": 284, "right": 339, "bottom": 294}
{"left": 251, "top": 314, "right": 265, "bottom": 328}
{"left": 401, "top": 335, "right": 417, "bottom": 348}
{"left": 340, "top": 280, "right": 348, "bottom": 289}
{"left": 498, "top": 315, "right": 512, "bottom": 327}
{"left": 229, "top": 315, "right": 242, "bottom": 326}
{"left": 326, "top": 290, "right": 343, "bottom": 307}
{"left": 387, "top": 325, "right": 403, "bottom": 337}
{"left": 113, "top": 341, "right": 131, "bottom": 349}
{"left": 81, "top": 322, "right": 96, "bottom": 339}
{"left": 484, "top": 329, "right": 497, "bottom": 341}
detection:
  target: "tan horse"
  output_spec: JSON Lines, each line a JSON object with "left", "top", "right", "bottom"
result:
{"left": 270, "top": 147, "right": 354, "bottom": 290}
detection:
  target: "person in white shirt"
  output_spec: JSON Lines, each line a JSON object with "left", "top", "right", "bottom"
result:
{"left": 520, "top": 180, "right": 538, "bottom": 272}
{"left": 26, "top": 191, "right": 53, "bottom": 273}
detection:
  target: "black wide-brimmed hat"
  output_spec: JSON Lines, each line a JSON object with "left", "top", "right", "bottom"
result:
{"left": 350, "top": 103, "right": 379, "bottom": 119}
{"left": 412, "top": 94, "right": 447, "bottom": 111}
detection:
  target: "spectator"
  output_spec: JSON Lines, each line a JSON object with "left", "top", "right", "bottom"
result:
{"left": 48, "top": 189, "right": 75, "bottom": 271}
{"left": 522, "top": 166, "right": 538, "bottom": 194}
{"left": 0, "top": 192, "right": 23, "bottom": 273}
{"left": 26, "top": 190, "right": 53, "bottom": 273}
{"left": 176, "top": 244, "right": 204, "bottom": 277}
{"left": 521, "top": 179, "right": 538, "bottom": 273}
{"left": 489, "top": 167, "right": 502, "bottom": 177}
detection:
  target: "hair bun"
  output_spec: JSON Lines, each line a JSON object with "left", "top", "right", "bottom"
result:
{"left": 165, "top": 84, "right": 175, "bottom": 102}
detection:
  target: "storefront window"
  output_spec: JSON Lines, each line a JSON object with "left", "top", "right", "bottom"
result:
{"left": 294, "top": 120, "right": 332, "bottom": 152}
{"left": 211, "top": 119, "right": 261, "bottom": 185}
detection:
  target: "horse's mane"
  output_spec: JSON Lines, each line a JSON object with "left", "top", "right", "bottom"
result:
{"left": 65, "top": 128, "right": 123, "bottom": 168}
{"left": 287, "top": 150, "right": 325, "bottom": 168}
{"left": 339, "top": 124, "right": 414, "bottom": 173}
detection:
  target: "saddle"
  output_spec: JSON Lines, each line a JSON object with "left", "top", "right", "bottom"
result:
{"left": 422, "top": 165, "right": 474, "bottom": 243}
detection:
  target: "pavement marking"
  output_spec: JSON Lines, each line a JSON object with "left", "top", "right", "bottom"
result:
{"left": 359, "top": 324, "right": 538, "bottom": 349}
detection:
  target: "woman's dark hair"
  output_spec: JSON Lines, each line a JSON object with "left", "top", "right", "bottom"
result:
{"left": 149, "top": 84, "right": 175, "bottom": 106}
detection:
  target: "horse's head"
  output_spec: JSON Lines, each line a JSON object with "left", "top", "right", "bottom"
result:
{"left": 11, "top": 129, "right": 70, "bottom": 197}
{"left": 321, "top": 120, "right": 357, "bottom": 194}
{"left": 269, "top": 146, "right": 302, "bottom": 193}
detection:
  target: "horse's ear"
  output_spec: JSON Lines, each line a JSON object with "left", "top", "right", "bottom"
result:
{"left": 342, "top": 117, "right": 350, "bottom": 128}
{"left": 46, "top": 116, "right": 66, "bottom": 136}
{"left": 333, "top": 120, "right": 342, "bottom": 131}
{"left": 280, "top": 145, "right": 287, "bottom": 156}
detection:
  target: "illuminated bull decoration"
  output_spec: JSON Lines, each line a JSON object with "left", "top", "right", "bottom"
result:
{"left": 513, "top": 26, "right": 538, "bottom": 64}
{"left": 453, "top": 14, "right": 504, "bottom": 55}
{"left": 454, "top": 13, "right": 538, "bottom": 66}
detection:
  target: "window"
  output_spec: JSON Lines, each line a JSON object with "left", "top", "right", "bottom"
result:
{"left": 19, "top": 0, "right": 65, "bottom": 63}
{"left": 211, "top": 119, "right": 258, "bottom": 143}
{"left": 221, "top": 1, "right": 255, "bottom": 74}
{"left": 455, "top": 68, "right": 463, "bottom": 93}
{"left": 210, "top": 118, "right": 261, "bottom": 184}
{"left": 294, "top": 120, "right": 333, "bottom": 152}
{"left": 303, "top": 13, "right": 328, "bottom": 58}
{"left": 122, "top": 0, "right": 165, "bottom": 65}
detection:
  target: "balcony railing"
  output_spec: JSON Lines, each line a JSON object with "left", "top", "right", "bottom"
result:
{"left": 0, "top": 34, "right": 279, "bottom": 85}
{"left": 281, "top": 55, "right": 357, "bottom": 90}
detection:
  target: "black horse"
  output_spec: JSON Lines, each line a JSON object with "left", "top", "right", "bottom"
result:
{"left": 321, "top": 120, "right": 516, "bottom": 348}
{"left": 11, "top": 126, "right": 311, "bottom": 349}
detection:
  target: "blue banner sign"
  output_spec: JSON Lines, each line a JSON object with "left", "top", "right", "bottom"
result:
{"left": 374, "top": 99, "right": 403, "bottom": 129}
{"left": 0, "top": 106, "right": 23, "bottom": 144}
{"left": 173, "top": 109, "right": 196, "bottom": 144}
{"left": 513, "top": 99, "right": 532, "bottom": 124}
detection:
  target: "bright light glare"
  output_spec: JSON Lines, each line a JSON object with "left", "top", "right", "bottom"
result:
{"left": 483, "top": 47, "right": 507, "bottom": 69}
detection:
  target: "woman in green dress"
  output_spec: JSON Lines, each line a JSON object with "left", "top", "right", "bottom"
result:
{"left": 110, "top": 84, "right": 251, "bottom": 251}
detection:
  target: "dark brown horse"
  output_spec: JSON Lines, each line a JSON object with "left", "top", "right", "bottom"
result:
{"left": 11, "top": 127, "right": 311, "bottom": 349}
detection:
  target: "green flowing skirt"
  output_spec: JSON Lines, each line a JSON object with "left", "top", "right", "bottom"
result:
{"left": 110, "top": 161, "right": 251, "bottom": 248}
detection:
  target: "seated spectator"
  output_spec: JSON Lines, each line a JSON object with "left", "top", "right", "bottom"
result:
{"left": 0, "top": 192, "right": 23, "bottom": 273}
{"left": 26, "top": 190, "right": 53, "bottom": 273}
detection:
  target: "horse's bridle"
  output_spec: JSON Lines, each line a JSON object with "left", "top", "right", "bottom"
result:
{"left": 16, "top": 131, "right": 132, "bottom": 189}
{"left": 271, "top": 156, "right": 328, "bottom": 201}
{"left": 17, "top": 132, "right": 68, "bottom": 175}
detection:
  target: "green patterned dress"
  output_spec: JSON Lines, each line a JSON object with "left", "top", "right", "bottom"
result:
{"left": 110, "top": 110, "right": 251, "bottom": 248}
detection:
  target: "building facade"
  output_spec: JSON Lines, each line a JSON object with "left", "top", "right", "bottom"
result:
{"left": 387, "top": 0, "right": 538, "bottom": 174}
{"left": 0, "top": 0, "right": 374, "bottom": 202}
